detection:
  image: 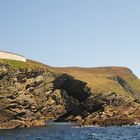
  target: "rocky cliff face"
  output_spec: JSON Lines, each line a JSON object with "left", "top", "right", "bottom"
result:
{"left": 1, "top": 60, "right": 140, "bottom": 129}
{"left": 0, "top": 62, "right": 90, "bottom": 129}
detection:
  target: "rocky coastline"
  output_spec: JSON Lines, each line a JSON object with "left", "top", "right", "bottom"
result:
{"left": 1, "top": 60, "right": 140, "bottom": 129}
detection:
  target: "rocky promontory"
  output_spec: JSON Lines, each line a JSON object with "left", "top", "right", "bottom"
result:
{"left": 1, "top": 59, "right": 140, "bottom": 129}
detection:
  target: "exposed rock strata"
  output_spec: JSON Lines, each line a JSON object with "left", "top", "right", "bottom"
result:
{"left": 1, "top": 62, "right": 140, "bottom": 129}
{"left": 0, "top": 63, "right": 90, "bottom": 129}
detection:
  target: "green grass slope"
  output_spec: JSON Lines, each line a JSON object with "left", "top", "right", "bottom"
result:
{"left": 0, "top": 59, "right": 45, "bottom": 69}
{"left": 50, "top": 66, "right": 140, "bottom": 101}
{"left": 1, "top": 59, "right": 140, "bottom": 101}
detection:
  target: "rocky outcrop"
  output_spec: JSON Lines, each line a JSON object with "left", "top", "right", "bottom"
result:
{"left": 0, "top": 63, "right": 90, "bottom": 129}
{"left": 55, "top": 92, "right": 140, "bottom": 126}
{"left": 1, "top": 61, "right": 140, "bottom": 129}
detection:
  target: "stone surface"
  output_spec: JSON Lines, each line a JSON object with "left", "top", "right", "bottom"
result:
{"left": 1, "top": 61, "right": 140, "bottom": 129}
{"left": 0, "top": 62, "right": 90, "bottom": 129}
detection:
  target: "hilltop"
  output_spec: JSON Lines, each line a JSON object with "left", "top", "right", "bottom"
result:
{"left": 1, "top": 59, "right": 140, "bottom": 128}
{"left": 51, "top": 66, "right": 140, "bottom": 100}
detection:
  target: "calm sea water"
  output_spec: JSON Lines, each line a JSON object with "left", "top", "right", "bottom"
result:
{"left": 0, "top": 123, "right": 140, "bottom": 140}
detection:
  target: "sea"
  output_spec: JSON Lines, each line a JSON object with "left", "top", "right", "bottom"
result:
{"left": 0, "top": 122, "right": 140, "bottom": 140}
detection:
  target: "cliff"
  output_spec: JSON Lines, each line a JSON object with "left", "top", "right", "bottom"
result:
{"left": 1, "top": 59, "right": 140, "bottom": 129}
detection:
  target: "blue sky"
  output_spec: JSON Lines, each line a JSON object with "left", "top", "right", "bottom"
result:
{"left": 0, "top": 0, "right": 140, "bottom": 77}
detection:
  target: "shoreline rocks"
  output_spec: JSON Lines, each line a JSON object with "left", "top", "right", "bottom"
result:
{"left": 1, "top": 62, "right": 140, "bottom": 129}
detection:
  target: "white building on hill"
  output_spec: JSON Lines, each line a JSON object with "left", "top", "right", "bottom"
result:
{"left": 0, "top": 51, "right": 26, "bottom": 62}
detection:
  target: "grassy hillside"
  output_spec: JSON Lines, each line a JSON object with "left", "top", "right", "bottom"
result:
{"left": 1, "top": 59, "right": 140, "bottom": 101}
{"left": 50, "top": 66, "right": 140, "bottom": 101}
{"left": 0, "top": 59, "right": 45, "bottom": 69}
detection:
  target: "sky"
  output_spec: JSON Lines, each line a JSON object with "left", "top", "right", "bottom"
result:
{"left": 0, "top": 0, "right": 140, "bottom": 77}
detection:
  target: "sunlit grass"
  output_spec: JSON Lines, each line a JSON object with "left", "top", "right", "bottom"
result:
{"left": 0, "top": 59, "right": 45, "bottom": 69}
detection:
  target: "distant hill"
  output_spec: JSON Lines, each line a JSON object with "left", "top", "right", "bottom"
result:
{"left": 49, "top": 66, "right": 140, "bottom": 101}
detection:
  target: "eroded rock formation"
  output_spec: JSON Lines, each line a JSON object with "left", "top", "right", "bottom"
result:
{"left": 1, "top": 61, "right": 140, "bottom": 129}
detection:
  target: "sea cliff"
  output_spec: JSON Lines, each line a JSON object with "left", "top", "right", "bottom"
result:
{"left": 1, "top": 59, "right": 140, "bottom": 129}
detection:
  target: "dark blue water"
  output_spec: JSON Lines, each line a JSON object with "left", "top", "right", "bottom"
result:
{"left": 0, "top": 123, "right": 140, "bottom": 140}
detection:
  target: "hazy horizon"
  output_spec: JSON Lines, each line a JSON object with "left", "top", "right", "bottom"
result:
{"left": 0, "top": 0, "right": 140, "bottom": 77}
